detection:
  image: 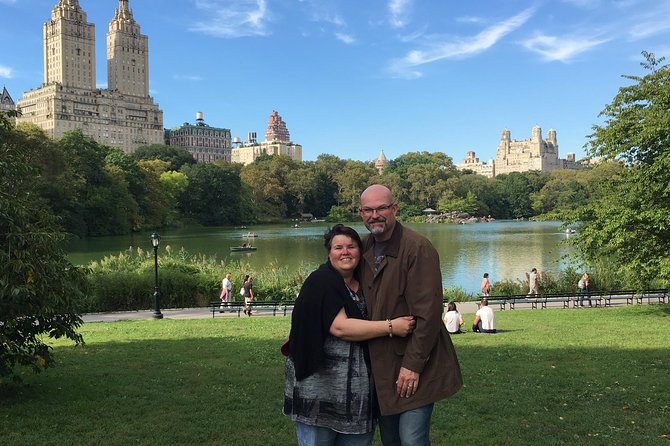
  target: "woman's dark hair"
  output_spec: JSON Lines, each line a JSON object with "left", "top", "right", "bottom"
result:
{"left": 447, "top": 302, "right": 457, "bottom": 312}
{"left": 483, "top": 273, "right": 489, "bottom": 278}
{"left": 324, "top": 224, "right": 362, "bottom": 252}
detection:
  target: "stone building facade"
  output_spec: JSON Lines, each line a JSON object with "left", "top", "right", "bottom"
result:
{"left": 1, "top": 87, "right": 15, "bottom": 113}
{"left": 231, "top": 111, "right": 302, "bottom": 165}
{"left": 456, "top": 126, "right": 578, "bottom": 177}
{"left": 164, "top": 112, "right": 232, "bottom": 163}
{"left": 16, "top": 0, "right": 163, "bottom": 153}
{"left": 374, "top": 150, "right": 389, "bottom": 174}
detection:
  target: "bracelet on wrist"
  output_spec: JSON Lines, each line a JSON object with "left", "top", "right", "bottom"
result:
{"left": 387, "top": 318, "right": 393, "bottom": 338}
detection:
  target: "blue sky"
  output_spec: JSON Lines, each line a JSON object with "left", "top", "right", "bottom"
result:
{"left": 1, "top": 0, "right": 669, "bottom": 163}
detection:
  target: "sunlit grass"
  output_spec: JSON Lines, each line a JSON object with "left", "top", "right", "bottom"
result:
{"left": 2, "top": 305, "right": 669, "bottom": 445}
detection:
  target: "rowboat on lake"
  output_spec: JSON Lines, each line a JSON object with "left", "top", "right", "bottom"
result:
{"left": 230, "top": 245, "right": 257, "bottom": 252}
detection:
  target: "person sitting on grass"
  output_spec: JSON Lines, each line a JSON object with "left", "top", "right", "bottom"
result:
{"left": 444, "top": 302, "right": 464, "bottom": 334}
{"left": 472, "top": 298, "right": 496, "bottom": 334}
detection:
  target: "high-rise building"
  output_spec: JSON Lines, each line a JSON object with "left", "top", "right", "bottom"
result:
{"left": 16, "top": 0, "right": 163, "bottom": 153}
{"left": 165, "top": 112, "right": 232, "bottom": 163}
{"left": 232, "top": 111, "right": 302, "bottom": 165}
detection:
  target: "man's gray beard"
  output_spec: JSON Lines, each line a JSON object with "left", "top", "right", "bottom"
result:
{"left": 367, "top": 222, "right": 387, "bottom": 235}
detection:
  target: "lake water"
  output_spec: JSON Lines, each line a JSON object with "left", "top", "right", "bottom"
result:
{"left": 67, "top": 221, "right": 573, "bottom": 293}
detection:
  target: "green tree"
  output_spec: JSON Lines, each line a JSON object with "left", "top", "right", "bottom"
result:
{"left": 180, "top": 162, "right": 243, "bottom": 225}
{"left": 532, "top": 170, "right": 588, "bottom": 215}
{"left": 563, "top": 52, "right": 670, "bottom": 287}
{"left": 406, "top": 163, "right": 449, "bottom": 208}
{"left": 240, "top": 156, "right": 298, "bottom": 220}
{"left": 159, "top": 170, "right": 189, "bottom": 225}
{"left": 333, "top": 161, "right": 377, "bottom": 212}
{"left": 133, "top": 144, "right": 196, "bottom": 171}
{"left": 0, "top": 111, "right": 85, "bottom": 382}
{"left": 495, "top": 173, "right": 534, "bottom": 219}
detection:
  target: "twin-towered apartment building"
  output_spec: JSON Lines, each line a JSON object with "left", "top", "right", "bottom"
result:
{"left": 11, "top": 0, "right": 301, "bottom": 166}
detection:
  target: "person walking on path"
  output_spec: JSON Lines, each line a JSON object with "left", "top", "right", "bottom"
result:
{"left": 527, "top": 268, "right": 539, "bottom": 297}
{"left": 358, "top": 184, "right": 463, "bottom": 445}
{"left": 481, "top": 273, "right": 491, "bottom": 296}
{"left": 578, "top": 273, "right": 592, "bottom": 307}
{"left": 219, "top": 273, "right": 232, "bottom": 312}
{"left": 242, "top": 275, "right": 254, "bottom": 316}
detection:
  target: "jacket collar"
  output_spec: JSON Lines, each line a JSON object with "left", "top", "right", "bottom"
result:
{"left": 363, "top": 221, "right": 404, "bottom": 258}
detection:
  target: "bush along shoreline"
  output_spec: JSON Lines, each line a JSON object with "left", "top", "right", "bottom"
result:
{"left": 81, "top": 246, "right": 312, "bottom": 313}
{"left": 80, "top": 248, "right": 669, "bottom": 313}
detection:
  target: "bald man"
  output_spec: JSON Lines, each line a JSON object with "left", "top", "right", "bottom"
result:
{"left": 358, "top": 184, "right": 462, "bottom": 445}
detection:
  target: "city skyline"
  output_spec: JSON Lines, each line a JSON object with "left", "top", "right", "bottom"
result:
{"left": 1, "top": 0, "right": 669, "bottom": 163}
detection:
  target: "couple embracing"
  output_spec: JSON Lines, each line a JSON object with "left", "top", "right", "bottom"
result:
{"left": 283, "top": 184, "right": 463, "bottom": 446}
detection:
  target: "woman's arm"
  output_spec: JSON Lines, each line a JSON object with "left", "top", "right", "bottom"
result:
{"left": 329, "top": 308, "right": 415, "bottom": 341}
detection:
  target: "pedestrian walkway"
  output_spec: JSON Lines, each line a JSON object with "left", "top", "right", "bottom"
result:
{"left": 81, "top": 297, "right": 644, "bottom": 323}
{"left": 81, "top": 306, "right": 286, "bottom": 323}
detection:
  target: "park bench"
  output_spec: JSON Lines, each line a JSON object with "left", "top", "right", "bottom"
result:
{"left": 208, "top": 300, "right": 295, "bottom": 318}
{"left": 639, "top": 289, "right": 668, "bottom": 305}
{"left": 602, "top": 290, "right": 637, "bottom": 307}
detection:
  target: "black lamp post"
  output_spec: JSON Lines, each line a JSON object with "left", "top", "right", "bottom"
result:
{"left": 151, "top": 232, "right": 163, "bottom": 319}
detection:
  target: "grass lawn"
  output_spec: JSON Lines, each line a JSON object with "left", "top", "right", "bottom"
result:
{"left": 2, "top": 305, "right": 669, "bottom": 445}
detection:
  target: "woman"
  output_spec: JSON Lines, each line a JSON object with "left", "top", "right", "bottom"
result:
{"left": 242, "top": 275, "right": 254, "bottom": 316}
{"left": 283, "top": 224, "right": 415, "bottom": 446}
{"left": 444, "top": 302, "right": 464, "bottom": 334}
{"left": 481, "top": 273, "right": 491, "bottom": 296}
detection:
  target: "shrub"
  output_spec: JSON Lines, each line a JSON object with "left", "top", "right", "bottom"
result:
{"left": 443, "top": 286, "right": 477, "bottom": 302}
{"left": 80, "top": 247, "right": 317, "bottom": 312}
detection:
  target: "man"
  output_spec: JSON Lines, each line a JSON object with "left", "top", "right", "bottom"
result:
{"left": 220, "top": 273, "right": 232, "bottom": 312}
{"left": 358, "top": 184, "right": 463, "bottom": 445}
{"left": 527, "top": 268, "right": 539, "bottom": 296}
{"left": 472, "top": 298, "right": 496, "bottom": 334}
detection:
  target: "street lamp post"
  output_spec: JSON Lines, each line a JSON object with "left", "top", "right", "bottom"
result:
{"left": 151, "top": 232, "right": 163, "bottom": 319}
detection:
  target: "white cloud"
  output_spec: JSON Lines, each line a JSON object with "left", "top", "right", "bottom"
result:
{"left": 388, "top": 7, "right": 535, "bottom": 79}
{"left": 173, "top": 74, "right": 205, "bottom": 81}
{"left": 310, "top": 11, "right": 345, "bottom": 27}
{"left": 389, "top": 0, "right": 412, "bottom": 29}
{"left": 522, "top": 34, "right": 609, "bottom": 62}
{"left": 455, "top": 16, "right": 487, "bottom": 25}
{"left": 561, "top": 0, "right": 602, "bottom": 8}
{"left": 335, "top": 32, "right": 356, "bottom": 45}
{"left": 190, "top": 0, "right": 270, "bottom": 38}
{"left": 629, "top": 19, "right": 670, "bottom": 40}
{"left": 0, "top": 65, "right": 13, "bottom": 79}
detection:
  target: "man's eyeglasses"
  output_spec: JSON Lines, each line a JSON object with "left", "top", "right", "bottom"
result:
{"left": 359, "top": 203, "right": 395, "bottom": 216}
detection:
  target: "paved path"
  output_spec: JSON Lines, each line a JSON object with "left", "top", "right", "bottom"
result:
{"left": 81, "top": 298, "right": 642, "bottom": 323}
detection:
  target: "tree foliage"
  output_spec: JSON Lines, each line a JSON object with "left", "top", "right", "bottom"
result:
{"left": 0, "top": 111, "right": 85, "bottom": 382}
{"left": 562, "top": 52, "right": 670, "bottom": 287}
{"left": 133, "top": 144, "right": 196, "bottom": 171}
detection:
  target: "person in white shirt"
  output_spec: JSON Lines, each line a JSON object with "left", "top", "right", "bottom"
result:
{"left": 472, "top": 298, "right": 496, "bottom": 334}
{"left": 444, "top": 302, "right": 464, "bottom": 334}
{"left": 220, "top": 273, "right": 232, "bottom": 312}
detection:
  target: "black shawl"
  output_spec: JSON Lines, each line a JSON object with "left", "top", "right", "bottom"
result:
{"left": 287, "top": 261, "right": 366, "bottom": 381}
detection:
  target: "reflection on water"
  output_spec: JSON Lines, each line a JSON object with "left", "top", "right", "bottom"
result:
{"left": 67, "top": 221, "right": 572, "bottom": 293}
